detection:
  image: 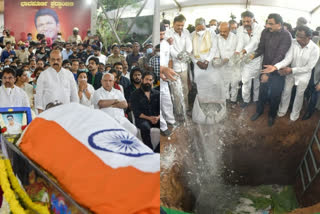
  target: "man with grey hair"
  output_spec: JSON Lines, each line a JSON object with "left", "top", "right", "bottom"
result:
{"left": 191, "top": 17, "right": 217, "bottom": 84}
{"left": 92, "top": 72, "right": 137, "bottom": 136}
{"left": 35, "top": 49, "right": 79, "bottom": 114}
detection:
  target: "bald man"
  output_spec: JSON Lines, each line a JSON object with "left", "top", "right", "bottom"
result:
{"left": 214, "top": 22, "right": 240, "bottom": 103}
{"left": 35, "top": 50, "right": 79, "bottom": 113}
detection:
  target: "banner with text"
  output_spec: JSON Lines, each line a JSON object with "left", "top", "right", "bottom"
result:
{"left": 4, "top": 0, "right": 91, "bottom": 43}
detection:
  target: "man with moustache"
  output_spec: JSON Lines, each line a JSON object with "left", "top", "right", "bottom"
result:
{"left": 34, "top": 8, "right": 60, "bottom": 41}
{"left": 0, "top": 68, "right": 30, "bottom": 107}
{"left": 124, "top": 67, "right": 142, "bottom": 103}
{"left": 235, "top": 11, "right": 264, "bottom": 108}
{"left": 130, "top": 71, "right": 160, "bottom": 150}
{"left": 250, "top": 13, "right": 292, "bottom": 126}
{"left": 87, "top": 57, "right": 103, "bottom": 90}
{"left": 35, "top": 50, "right": 79, "bottom": 113}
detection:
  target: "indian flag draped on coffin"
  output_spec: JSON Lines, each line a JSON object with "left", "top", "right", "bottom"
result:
{"left": 17, "top": 103, "right": 160, "bottom": 214}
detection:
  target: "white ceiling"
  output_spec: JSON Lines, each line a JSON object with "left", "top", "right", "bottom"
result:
{"left": 160, "top": 0, "right": 320, "bottom": 13}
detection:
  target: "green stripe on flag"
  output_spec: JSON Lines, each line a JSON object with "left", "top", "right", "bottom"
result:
{"left": 161, "top": 207, "right": 192, "bottom": 214}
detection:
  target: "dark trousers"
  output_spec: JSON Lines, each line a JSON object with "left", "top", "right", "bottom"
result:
{"left": 256, "top": 75, "right": 285, "bottom": 118}
{"left": 137, "top": 119, "right": 160, "bottom": 151}
{"left": 305, "top": 70, "right": 319, "bottom": 114}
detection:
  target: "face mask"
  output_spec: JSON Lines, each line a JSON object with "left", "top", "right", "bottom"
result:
{"left": 57, "top": 35, "right": 61, "bottom": 39}
{"left": 197, "top": 30, "right": 205, "bottom": 36}
{"left": 120, "top": 50, "right": 124, "bottom": 55}
{"left": 21, "top": 46, "right": 25, "bottom": 50}
{"left": 78, "top": 69, "right": 87, "bottom": 72}
{"left": 231, "top": 29, "right": 237, "bottom": 34}
{"left": 210, "top": 26, "right": 217, "bottom": 31}
{"left": 79, "top": 78, "right": 87, "bottom": 82}
{"left": 27, "top": 36, "right": 32, "bottom": 40}
{"left": 146, "top": 48, "right": 153, "bottom": 54}
{"left": 30, "top": 68, "right": 35, "bottom": 72}
{"left": 4, "top": 65, "right": 9, "bottom": 68}
{"left": 156, "top": 52, "right": 160, "bottom": 57}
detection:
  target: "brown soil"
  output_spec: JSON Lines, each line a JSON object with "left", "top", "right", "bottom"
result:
{"left": 160, "top": 102, "right": 320, "bottom": 212}
{"left": 289, "top": 202, "right": 320, "bottom": 213}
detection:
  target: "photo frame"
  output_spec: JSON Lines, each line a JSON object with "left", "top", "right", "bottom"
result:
{"left": 0, "top": 107, "right": 33, "bottom": 141}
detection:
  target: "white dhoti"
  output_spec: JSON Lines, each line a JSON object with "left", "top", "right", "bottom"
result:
{"left": 241, "top": 57, "right": 262, "bottom": 103}
{"left": 219, "top": 63, "right": 241, "bottom": 102}
{"left": 278, "top": 74, "right": 309, "bottom": 121}
{"left": 160, "top": 79, "right": 176, "bottom": 131}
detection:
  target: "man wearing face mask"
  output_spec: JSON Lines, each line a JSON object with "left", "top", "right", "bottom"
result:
{"left": 130, "top": 71, "right": 160, "bottom": 151}
{"left": 138, "top": 43, "right": 153, "bottom": 71}
{"left": 166, "top": 14, "right": 192, "bottom": 109}
{"left": 16, "top": 42, "right": 30, "bottom": 63}
{"left": 229, "top": 20, "right": 238, "bottom": 34}
{"left": 261, "top": 25, "right": 318, "bottom": 122}
{"left": 215, "top": 22, "right": 239, "bottom": 103}
{"left": 250, "top": 13, "right": 292, "bottom": 126}
{"left": 235, "top": 11, "right": 264, "bottom": 109}
{"left": 0, "top": 68, "right": 30, "bottom": 107}
{"left": 209, "top": 19, "right": 218, "bottom": 33}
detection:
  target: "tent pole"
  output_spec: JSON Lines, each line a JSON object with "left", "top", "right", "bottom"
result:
{"left": 152, "top": 0, "right": 160, "bottom": 45}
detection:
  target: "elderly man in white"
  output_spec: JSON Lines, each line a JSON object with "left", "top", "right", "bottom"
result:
{"left": 0, "top": 68, "right": 30, "bottom": 107}
{"left": 215, "top": 22, "right": 239, "bottom": 102}
{"left": 236, "top": 11, "right": 264, "bottom": 108}
{"left": 190, "top": 18, "right": 217, "bottom": 83}
{"left": 35, "top": 50, "right": 79, "bottom": 113}
{"left": 166, "top": 14, "right": 192, "bottom": 108}
{"left": 262, "top": 26, "right": 320, "bottom": 121}
{"left": 92, "top": 73, "right": 137, "bottom": 136}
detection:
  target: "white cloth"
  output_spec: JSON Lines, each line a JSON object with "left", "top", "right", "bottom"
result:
{"left": 191, "top": 29, "right": 217, "bottom": 84}
{"left": 92, "top": 87, "right": 137, "bottom": 136}
{"left": 275, "top": 39, "right": 320, "bottom": 86}
{"left": 86, "top": 54, "right": 108, "bottom": 65}
{"left": 276, "top": 40, "right": 320, "bottom": 121}
{"left": 236, "top": 23, "right": 264, "bottom": 81}
{"left": 7, "top": 122, "right": 21, "bottom": 135}
{"left": 166, "top": 28, "right": 192, "bottom": 72}
{"left": 77, "top": 83, "right": 95, "bottom": 108}
{"left": 242, "top": 75, "right": 260, "bottom": 103}
{"left": 20, "top": 83, "right": 34, "bottom": 108}
{"left": 215, "top": 32, "right": 239, "bottom": 99}
{"left": 35, "top": 67, "right": 79, "bottom": 110}
{"left": 160, "top": 39, "right": 175, "bottom": 131}
{"left": 0, "top": 85, "right": 30, "bottom": 107}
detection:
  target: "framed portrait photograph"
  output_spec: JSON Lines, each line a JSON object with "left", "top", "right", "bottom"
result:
{"left": 0, "top": 107, "right": 33, "bottom": 142}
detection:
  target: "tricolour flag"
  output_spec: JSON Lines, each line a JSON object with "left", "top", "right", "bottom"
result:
{"left": 18, "top": 103, "right": 160, "bottom": 213}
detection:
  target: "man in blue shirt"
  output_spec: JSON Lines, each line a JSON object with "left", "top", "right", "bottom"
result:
{"left": 1, "top": 42, "right": 16, "bottom": 63}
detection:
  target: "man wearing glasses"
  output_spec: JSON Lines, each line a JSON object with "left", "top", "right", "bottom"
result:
{"left": 0, "top": 67, "right": 30, "bottom": 107}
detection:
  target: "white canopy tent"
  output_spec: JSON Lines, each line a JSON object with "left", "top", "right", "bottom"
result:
{"left": 160, "top": 0, "right": 320, "bottom": 30}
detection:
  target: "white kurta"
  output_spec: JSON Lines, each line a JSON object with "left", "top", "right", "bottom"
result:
{"left": 160, "top": 39, "right": 175, "bottom": 131}
{"left": 191, "top": 29, "right": 217, "bottom": 84}
{"left": 276, "top": 39, "right": 320, "bottom": 121}
{"left": 92, "top": 87, "right": 137, "bottom": 136}
{"left": 77, "top": 83, "right": 95, "bottom": 108}
{"left": 0, "top": 85, "right": 30, "bottom": 107}
{"left": 236, "top": 22, "right": 264, "bottom": 80}
{"left": 35, "top": 67, "right": 79, "bottom": 111}
{"left": 166, "top": 28, "right": 192, "bottom": 72}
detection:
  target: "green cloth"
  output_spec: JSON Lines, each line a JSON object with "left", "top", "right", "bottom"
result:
{"left": 161, "top": 207, "right": 192, "bottom": 214}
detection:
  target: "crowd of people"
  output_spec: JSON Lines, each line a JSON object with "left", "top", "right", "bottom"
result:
{"left": 161, "top": 11, "right": 320, "bottom": 128}
{"left": 0, "top": 26, "right": 160, "bottom": 152}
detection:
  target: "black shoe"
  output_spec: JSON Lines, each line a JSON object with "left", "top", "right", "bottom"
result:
{"left": 302, "top": 112, "right": 313, "bottom": 120}
{"left": 161, "top": 129, "right": 172, "bottom": 137}
{"left": 240, "top": 102, "right": 249, "bottom": 108}
{"left": 268, "top": 117, "right": 275, "bottom": 127}
{"left": 250, "top": 113, "right": 262, "bottom": 121}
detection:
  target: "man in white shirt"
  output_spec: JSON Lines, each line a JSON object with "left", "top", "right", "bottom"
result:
{"left": 35, "top": 50, "right": 79, "bottom": 113}
{"left": 86, "top": 45, "right": 108, "bottom": 66}
{"left": 6, "top": 115, "right": 22, "bottom": 135}
{"left": 61, "top": 43, "right": 73, "bottom": 61}
{"left": 92, "top": 73, "right": 137, "bottom": 136}
{"left": 215, "top": 22, "right": 239, "bottom": 102}
{"left": 160, "top": 23, "right": 176, "bottom": 137}
{"left": 166, "top": 14, "right": 192, "bottom": 108}
{"left": 236, "top": 11, "right": 264, "bottom": 108}
{"left": 0, "top": 68, "right": 30, "bottom": 107}
{"left": 262, "top": 26, "right": 320, "bottom": 121}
